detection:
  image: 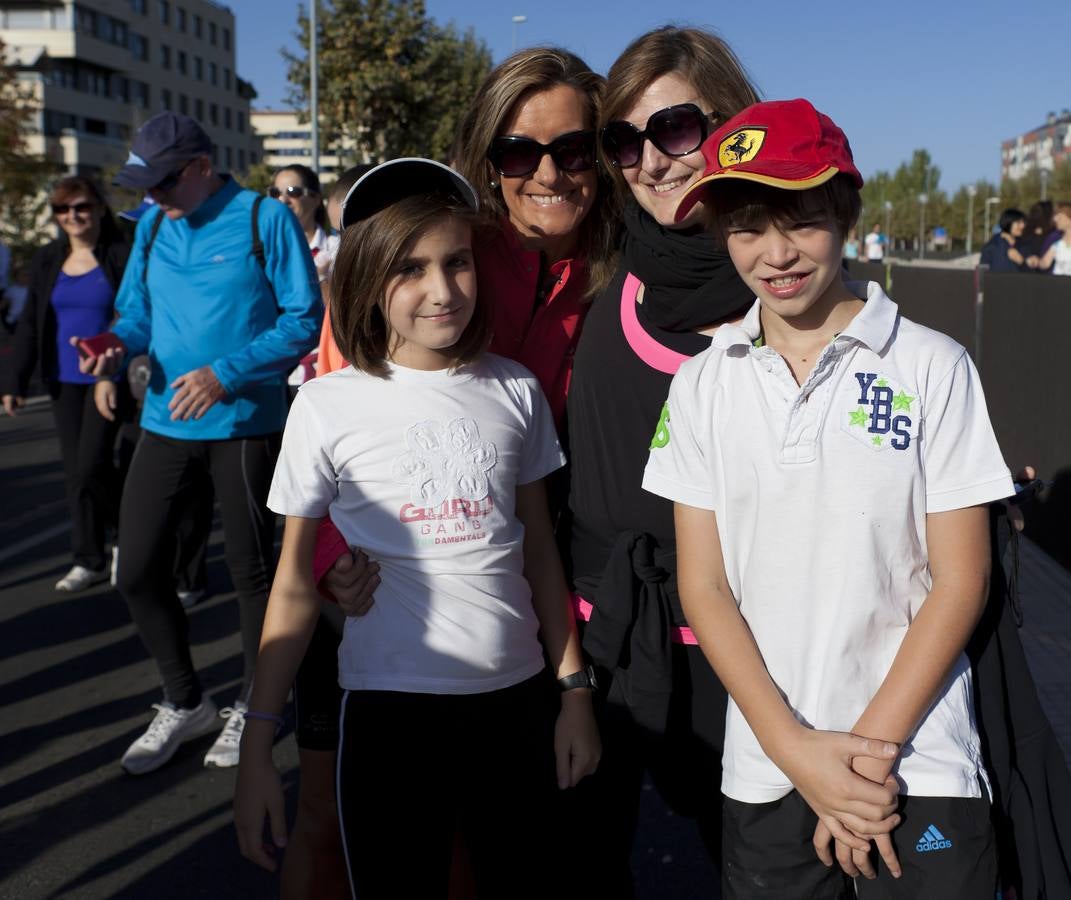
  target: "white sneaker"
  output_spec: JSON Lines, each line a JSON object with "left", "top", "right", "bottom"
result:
{"left": 110, "top": 546, "right": 119, "bottom": 587}
{"left": 203, "top": 702, "right": 248, "bottom": 768}
{"left": 120, "top": 698, "right": 220, "bottom": 775}
{"left": 55, "top": 564, "right": 109, "bottom": 592}
{"left": 178, "top": 588, "right": 206, "bottom": 610}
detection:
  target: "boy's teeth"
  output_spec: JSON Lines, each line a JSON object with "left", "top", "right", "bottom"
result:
{"left": 769, "top": 275, "right": 803, "bottom": 288}
{"left": 529, "top": 194, "right": 566, "bottom": 206}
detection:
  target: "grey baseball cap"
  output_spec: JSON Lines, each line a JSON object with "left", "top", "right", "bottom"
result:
{"left": 114, "top": 112, "right": 212, "bottom": 190}
{"left": 340, "top": 158, "right": 478, "bottom": 230}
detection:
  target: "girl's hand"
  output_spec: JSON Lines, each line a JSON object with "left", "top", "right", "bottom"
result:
{"left": 554, "top": 689, "right": 601, "bottom": 789}
{"left": 777, "top": 728, "right": 900, "bottom": 852}
{"left": 94, "top": 380, "right": 117, "bottom": 421}
{"left": 234, "top": 755, "right": 288, "bottom": 872}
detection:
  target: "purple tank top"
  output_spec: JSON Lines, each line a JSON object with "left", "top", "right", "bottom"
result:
{"left": 52, "top": 266, "right": 114, "bottom": 384}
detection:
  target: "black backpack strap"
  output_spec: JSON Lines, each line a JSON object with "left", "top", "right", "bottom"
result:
{"left": 251, "top": 195, "right": 267, "bottom": 270}
{"left": 141, "top": 209, "right": 166, "bottom": 284}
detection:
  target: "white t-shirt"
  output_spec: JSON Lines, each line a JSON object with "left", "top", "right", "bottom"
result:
{"left": 643, "top": 282, "right": 1013, "bottom": 803}
{"left": 1052, "top": 239, "right": 1071, "bottom": 276}
{"left": 308, "top": 225, "right": 340, "bottom": 283}
{"left": 269, "top": 353, "right": 565, "bottom": 695}
{"left": 864, "top": 231, "right": 885, "bottom": 261}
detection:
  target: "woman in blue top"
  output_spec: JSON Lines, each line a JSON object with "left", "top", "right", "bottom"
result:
{"left": 1, "top": 176, "right": 131, "bottom": 591}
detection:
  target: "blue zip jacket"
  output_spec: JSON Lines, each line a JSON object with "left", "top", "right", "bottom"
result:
{"left": 112, "top": 177, "right": 321, "bottom": 439}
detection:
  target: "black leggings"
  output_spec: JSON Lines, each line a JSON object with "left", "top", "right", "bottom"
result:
{"left": 49, "top": 381, "right": 128, "bottom": 570}
{"left": 336, "top": 673, "right": 560, "bottom": 899}
{"left": 116, "top": 430, "right": 279, "bottom": 708}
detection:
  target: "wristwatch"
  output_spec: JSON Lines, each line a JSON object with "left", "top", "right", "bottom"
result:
{"left": 558, "top": 664, "right": 598, "bottom": 693}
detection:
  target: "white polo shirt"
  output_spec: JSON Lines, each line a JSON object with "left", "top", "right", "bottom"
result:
{"left": 643, "top": 281, "right": 1013, "bottom": 803}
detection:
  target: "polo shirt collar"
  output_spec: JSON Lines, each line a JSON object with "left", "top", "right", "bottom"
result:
{"left": 710, "top": 280, "right": 898, "bottom": 353}
{"left": 187, "top": 175, "right": 240, "bottom": 228}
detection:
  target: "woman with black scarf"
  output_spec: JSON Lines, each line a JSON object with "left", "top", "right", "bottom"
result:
{"left": 562, "top": 27, "right": 759, "bottom": 897}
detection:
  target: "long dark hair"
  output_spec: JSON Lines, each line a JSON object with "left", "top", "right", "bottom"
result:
{"left": 274, "top": 163, "right": 329, "bottom": 230}
{"left": 49, "top": 175, "right": 122, "bottom": 248}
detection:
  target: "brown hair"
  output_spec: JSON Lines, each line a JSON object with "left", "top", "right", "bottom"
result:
{"left": 601, "top": 27, "right": 760, "bottom": 200}
{"left": 452, "top": 46, "right": 619, "bottom": 298}
{"left": 705, "top": 175, "right": 862, "bottom": 243}
{"left": 330, "top": 195, "right": 488, "bottom": 377}
{"left": 49, "top": 175, "right": 121, "bottom": 246}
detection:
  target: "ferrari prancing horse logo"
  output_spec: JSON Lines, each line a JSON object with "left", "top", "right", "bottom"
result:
{"left": 718, "top": 128, "right": 767, "bottom": 167}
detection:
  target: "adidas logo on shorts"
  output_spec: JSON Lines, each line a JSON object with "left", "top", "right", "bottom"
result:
{"left": 916, "top": 824, "right": 952, "bottom": 852}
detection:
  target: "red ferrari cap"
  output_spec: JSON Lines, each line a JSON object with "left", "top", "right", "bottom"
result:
{"left": 674, "top": 98, "right": 863, "bottom": 223}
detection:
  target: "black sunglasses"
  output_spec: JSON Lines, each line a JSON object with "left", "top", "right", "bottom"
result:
{"left": 52, "top": 202, "right": 95, "bottom": 216}
{"left": 486, "top": 130, "right": 597, "bottom": 178}
{"left": 600, "top": 103, "right": 716, "bottom": 168}
{"left": 268, "top": 185, "right": 319, "bottom": 199}
{"left": 152, "top": 158, "right": 195, "bottom": 193}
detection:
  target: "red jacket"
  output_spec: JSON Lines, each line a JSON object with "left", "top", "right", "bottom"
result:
{"left": 481, "top": 222, "right": 588, "bottom": 430}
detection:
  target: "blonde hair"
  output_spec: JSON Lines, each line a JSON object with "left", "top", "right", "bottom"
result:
{"left": 601, "top": 27, "right": 760, "bottom": 200}
{"left": 452, "top": 47, "right": 619, "bottom": 298}
{"left": 330, "top": 196, "right": 488, "bottom": 377}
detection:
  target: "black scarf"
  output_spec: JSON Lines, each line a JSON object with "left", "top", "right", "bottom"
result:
{"left": 621, "top": 200, "right": 754, "bottom": 332}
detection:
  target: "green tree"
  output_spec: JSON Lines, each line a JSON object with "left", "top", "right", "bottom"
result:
{"left": 284, "top": 0, "right": 492, "bottom": 163}
{"left": 0, "top": 38, "right": 62, "bottom": 261}
{"left": 237, "top": 160, "right": 275, "bottom": 194}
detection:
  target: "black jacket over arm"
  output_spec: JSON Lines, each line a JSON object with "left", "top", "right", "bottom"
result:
{"left": 1, "top": 236, "right": 130, "bottom": 397}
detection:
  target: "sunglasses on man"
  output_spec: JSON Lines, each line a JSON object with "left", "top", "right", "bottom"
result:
{"left": 600, "top": 103, "right": 717, "bottom": 169}
{"left": 267, "top": 185, "right": 319, "bottom": 199}
{"left": 486, "top": 130, "right": 597, "bottom": 179}
{"left": 152, "top": 158, "right": 196, "bottom": 193}
{"left": 52, "top": 202, "right": 95, "bottom": 216}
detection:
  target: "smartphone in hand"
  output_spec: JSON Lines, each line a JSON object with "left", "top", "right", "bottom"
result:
{"left": 76, "top": 332, "right": 124, "bottom": 361}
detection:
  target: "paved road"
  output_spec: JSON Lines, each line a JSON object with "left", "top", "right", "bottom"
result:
{"left": 2, "top": 384, "right": 1069, "bottom": 899}
{"left": 0, "top": 395, "right": 716, "bottom": 899}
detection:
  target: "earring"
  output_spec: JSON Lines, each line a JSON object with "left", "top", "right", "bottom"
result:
{"left": 489, "top": 180, "right": 499, "bottom": 190}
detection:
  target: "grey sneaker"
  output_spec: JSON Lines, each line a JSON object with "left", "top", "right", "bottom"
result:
{"left": 178, "top": 588, "right": 206, "bottom": 610}
{"left": 56, "top": 565, "right": 109, "bottom": 592}
{"left": 203, "top": 702, "right": 248, "bottom": 768}
{"left": 120, "top": 698, "right": 219, "bottom": 775}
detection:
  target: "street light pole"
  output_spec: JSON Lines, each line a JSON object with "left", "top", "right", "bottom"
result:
{"left": 966, "top": 184, "right": 977, "bottom": 256}
{"left": 511, "top": 15, "right": 527, "bottom": 51}
{"left": 984, "top": 197, "right": 1000, "bottom": 242}
{"left": 918, "top": 193, "right": 928, "bottom": 260}
{"left": 884, "top": 200, "right": 892, "bottom": 256}
{"left": 310, "top": 0, "right": 319, "bottom": 175}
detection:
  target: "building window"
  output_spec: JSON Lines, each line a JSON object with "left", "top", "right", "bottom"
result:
{"left": 114, "top": 76, "right": 129, "bottom": 102}
{"left": 177, "top": 50, "right": 187, "bottom": 74}
{"left": 223, "top": 27, "right": 230, "bottom": 50}
{"left": 162, "top": 88, "right": 172, "bottom": 110}
{"left": 225, "top": 146, "right": 233, "bottom": 168}
{"left": 179, "top": 93, "right": 188, "bottom": 114}
{"left": 161, "top": 43, "right": 170, "bottom": 68}
{"left": 237, "top": 111, "right": 245, "bottom": 133}
{"left": 195, "top": 98, "right": 204, "bottom": 121}
{"left": 223, "top": 68, "right": 231, "bottom": 90}
{"left": 209, "top": 103, "right": 218, "bottom": 125}
{"left": 129, "top": 0, "right": 147, "bottom": 15}
{"left": 224, "top": 107, "right": 231, "bottom": 128}
{"left": 212, "top": 145, "right": 219, "bottom": 165}
{"left": 209, "top": 21, "right": 217, "bottom": 44}
{"left": 133, "top": 81, "right": 149, "bottom": 108}
{"left": 129, "top": 33, "right": 148, "bottom": 61}
{"left": 177, "top": 6, "right": 185, "bottom": 31}
{"left": 209, "top": 62, "right": 217, "bottom": 85}
{"left": 193, "top": 13, "right": 202, "bottom": 37}
{"left": 238, "top": 148, "right": 245, "bottom": 170}
{"left": 194, "top": 56, "right": 203, "bottom": 80}
{"left": 4, "top": 8, "right": 50, "bottom": 28}
{"left": 159, "top": 0, "right": 169, "bottom": 26}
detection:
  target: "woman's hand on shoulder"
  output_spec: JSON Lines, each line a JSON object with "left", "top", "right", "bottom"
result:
{"left": 554, "top": 689, "right": 601, "bottom": 789}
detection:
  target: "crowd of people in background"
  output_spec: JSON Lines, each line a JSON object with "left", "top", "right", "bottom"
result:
{"left": 3, "top": 21, "right": 1071, "bottom": 900}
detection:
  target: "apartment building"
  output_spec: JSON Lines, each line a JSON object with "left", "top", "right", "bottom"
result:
{"left": 252, "top": 108, "right": 362, "bottom": 177}
{"left": 1, "top": 0, "right": 261, "bottom": 178}
{"left": 1001, "top": 110, "right": 1071, "bottom": 181}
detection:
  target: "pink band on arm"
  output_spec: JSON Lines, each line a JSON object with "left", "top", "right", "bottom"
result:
{"left": 313, "top": 517, "right": 350, "bottom": 603}
{"left": 571, "top": 592, "right": 698, "bottom": 645}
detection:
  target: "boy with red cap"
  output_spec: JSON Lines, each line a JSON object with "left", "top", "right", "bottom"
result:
{"left": 643, "top": 99, "right": 1012, "bottom": 898}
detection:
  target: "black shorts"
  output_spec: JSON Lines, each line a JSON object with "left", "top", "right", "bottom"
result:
{"left": 292, "top": 613, "right": 343, "bottom": 751}
{"left": 722, "top": 788, "right": 997, "bottom": 900}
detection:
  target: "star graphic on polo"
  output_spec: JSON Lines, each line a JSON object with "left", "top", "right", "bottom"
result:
{"left": 892, "top": 390, "right": 915, "bottom": 412}
{"left": 872, "top": 435, "right": 883, "bottom": 446}
{"left": 849, "top": 407, "right": 868, "bottom": 427}
{"left": 392, "top": 418, "right": 498, "bottom": 508}
{"left": 876, "top": 378, "right": 888, "bottom": 387}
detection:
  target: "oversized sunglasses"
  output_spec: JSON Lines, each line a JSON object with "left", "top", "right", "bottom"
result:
{"left": 268, "top": 185, "right": 319, "bottom": 199}
{"left": 52, "top": 202, "right": 95, "bottom": 216}
{"left": 486, "top": 130, "right": 597, "bottom": 178}
{"left": 600, "top": 103, "right": 716, "bottom": 168}
{"left": 152, "top": 158, "right": 195, "bottom": 193}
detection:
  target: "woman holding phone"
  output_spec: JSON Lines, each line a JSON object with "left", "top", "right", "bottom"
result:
{"left": 1, "top": 175, "right": 131, "bottom": 590}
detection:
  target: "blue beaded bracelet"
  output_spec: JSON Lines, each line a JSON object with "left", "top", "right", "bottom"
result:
{"left": 243, "top": 709, "right": 285, "bottom": 734}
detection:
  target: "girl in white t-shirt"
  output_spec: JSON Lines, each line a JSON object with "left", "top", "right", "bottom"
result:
{"left": 1041, "top": 203, "right": 1071, "bottom": 276}
{"left": 234, "top": 159, "right": 600, "bottom": 899}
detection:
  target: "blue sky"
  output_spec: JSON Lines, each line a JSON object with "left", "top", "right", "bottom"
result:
{"left": 229, "top": 0, "right": 1068, "bottom": 192}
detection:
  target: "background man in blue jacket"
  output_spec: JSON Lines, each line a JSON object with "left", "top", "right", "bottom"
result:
{"left": 78, "top": 112, "right": 321, "bottom": 774}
